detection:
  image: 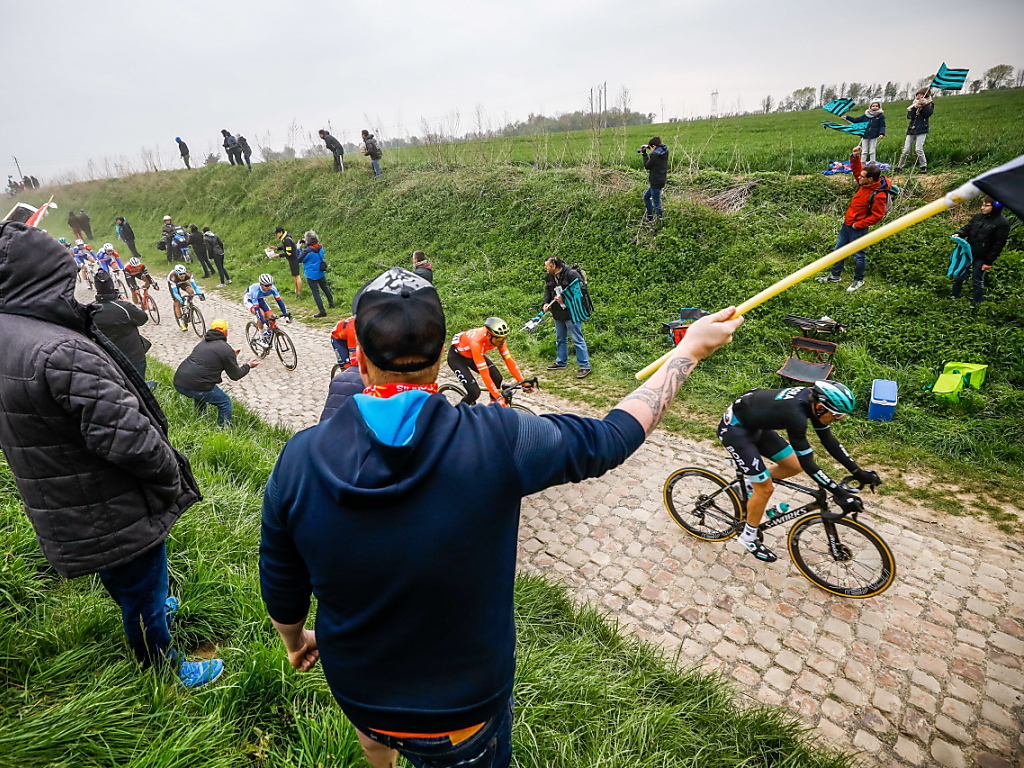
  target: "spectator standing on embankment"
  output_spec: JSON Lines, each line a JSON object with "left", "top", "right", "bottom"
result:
{"left": 68, "top": 210, "right": 84, "bottom": 241}
{"left": 188, "top": 224, "right": 213, "bottom": 279}
{"left": 0, "top": 222, "right": 222, "bottom": 690}
{"left": 237, "top": 135, "right": 253, "bottom": 171}
{"left": 895, "top": 89, "right": 934, "bottom": 173}
{"left": 361, "top": 130, "right": 383, "bottom": 178}
{"left": 91, "top": 270, "right": 151, "bottom": 380}
{"left": 319, "top": 129, "right": 345, "bottom": 172}
{"left": 816, "top": 146, "right": 894, "bottom": 292}
{"left": 79, "top": 209, "right": 93, "bottom": 239}
{"left": 176, "top": 137, "right": 190, "bottom": 169}
{"left": 298, "top": 230, "right": 334, "bottom": 317}
{"left": 950, "top": 197, "right": 1011, "bottom": 308}
{"left": 115, "top": 216, "right": 144, "bottom": 260}
{"left": 844, "top": 99, "right": 886, "bottom": 163}
{"left": 641, "top": 137, "right": 669, "bottom": 221}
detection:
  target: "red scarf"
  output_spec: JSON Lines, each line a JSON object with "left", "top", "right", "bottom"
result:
{"left": 362, "top": 383, "right": 439, "bottom": 398}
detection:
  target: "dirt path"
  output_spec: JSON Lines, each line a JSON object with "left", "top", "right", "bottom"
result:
{"left": 94, "top": 281, "right": 1023, "bottom": 768}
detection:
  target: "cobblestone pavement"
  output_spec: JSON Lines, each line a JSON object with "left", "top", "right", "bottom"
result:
{"left": 92, "top": 280, "right": 1024, "bottom": 768}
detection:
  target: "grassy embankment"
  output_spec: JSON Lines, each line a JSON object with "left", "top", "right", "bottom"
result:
{"left": 0, "top": 362, "right": 854, "bottom": 768}
{"left": 27, "top": 88, "right": 1024, "bottom": 531}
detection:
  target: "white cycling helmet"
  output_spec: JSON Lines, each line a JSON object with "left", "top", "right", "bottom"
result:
{"left": 258, "top": 273, "right": 274, "bottom": 286}
{"left": 75, "top": 239, "right": 85, "bottom": 246}
{"left": 174, "top": 264, "right": 187, "bottom": 274}
{"left": 163, "top": 215, "right": 172, "bottom": 222}
{"left": 128, "top": 257, "right": 141, "bottom": 267}
{"left": 102, "top": 243, "right": 113, "bottom": 252}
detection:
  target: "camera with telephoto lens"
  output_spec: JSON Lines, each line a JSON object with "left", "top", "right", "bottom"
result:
{"left": 637, "top": 145, "right": 649, "bottom": 154}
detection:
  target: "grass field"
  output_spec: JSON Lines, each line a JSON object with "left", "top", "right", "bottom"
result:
{"left": 0, "top": 362, "right": 854, "bottom": 768}
{"left": 15, "top": 89, "right": 1023, "bottom": 532}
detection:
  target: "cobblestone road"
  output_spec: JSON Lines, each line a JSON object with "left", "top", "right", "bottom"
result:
{"left": 93, "top": 280, "right": 1023, "bottom": 768}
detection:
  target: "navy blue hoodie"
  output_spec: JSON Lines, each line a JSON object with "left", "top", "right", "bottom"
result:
{"left": 260, "top": 391, "right": 644, "bottom": 733}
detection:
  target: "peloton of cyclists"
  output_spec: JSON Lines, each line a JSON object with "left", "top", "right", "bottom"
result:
{"left": 71, "top": 239, "right": 96, "bottom": 283}
{"left": 167, "top": 264, "right": 205, "bottom": 331}
{"left": 447, "top": 317, "right": 533, "bottom": 405}
{"left": 96, "top": 243, "right": 124, "bottom": 274}
{"left": 244, "top": 274, "right": 291, "bottom": 336}
{"left": 124, "top": 257, "right": 158, "bottom": 306}
{"left": 717, "top": 380, "right": 881, "bottom": 563}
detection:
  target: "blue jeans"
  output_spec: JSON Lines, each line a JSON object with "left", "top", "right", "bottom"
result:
{"left": 175, "top": 384, "right": 233, "bottom": 425}
{"left": 951, "top": 259, "right": 987, "bottom": 305}
{"left": 98, "top": 541, "right": 174, "bottom": 668}
{"left": 554, "top": 319, "right": 590, "bottom": 369}
{"left": 643, "top": 186, "right": 663, "bottom": 217}
{"left": 371, "top": 159, "right": 382, "bottom": 177}
{"left": 355, "top": 696, "right": 514, "bottom": 768}
{"left": 829, "top": 224, "right": 869, "bottom": 282}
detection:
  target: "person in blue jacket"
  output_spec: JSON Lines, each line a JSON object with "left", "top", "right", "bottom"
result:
{"left": 297, "top": 230, "right": 334, "bottom": 317}
{"left": 844, "top": 99, "right": 886, "bottom": 163}
{"left": 259, "top": 267, "right": 742, "bottom": 768}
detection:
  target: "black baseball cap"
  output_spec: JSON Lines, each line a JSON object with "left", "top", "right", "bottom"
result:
{"left": 273, "top": 226, "right": 286, "bottom": 234}
{"left": 354, "top": 268, "right": 445, "bottom": 373}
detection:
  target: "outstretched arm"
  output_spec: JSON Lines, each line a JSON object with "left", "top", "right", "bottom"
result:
{"left": 614, "top": 307, "right": 742, "bottom": 436}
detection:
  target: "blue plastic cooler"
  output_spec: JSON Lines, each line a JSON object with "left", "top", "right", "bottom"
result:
{"left": 868, "top": 379, "right": 898, "bottom": 422}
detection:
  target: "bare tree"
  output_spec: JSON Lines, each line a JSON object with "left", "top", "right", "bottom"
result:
{"left": 969, "top": 79, "right": 983, "bottom": 94}
{"left": 617, "top": 86, "right": 631, "bottom": 127}
{"left": 984, "top": 64, "right": 1013, "bottom": 89}
{"left": 1016, "top": 67, "right": 1024, "bottom": 88}
{"left": 761, "top": 94, "right": 774, "bottom": 114}
{"left": 884, "top": 81, "right": 899, "bottom": 101}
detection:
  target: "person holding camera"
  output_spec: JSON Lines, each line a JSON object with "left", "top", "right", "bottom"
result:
{"left": 640, "top": 137, "right": 669, "bottom": 221}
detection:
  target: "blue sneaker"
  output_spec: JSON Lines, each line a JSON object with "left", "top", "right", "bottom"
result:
{"left": 165, "top": 596, "right": 180, "bottom": 628}
{"left": 178, "top": 658, "right": 224, "bottom": 689}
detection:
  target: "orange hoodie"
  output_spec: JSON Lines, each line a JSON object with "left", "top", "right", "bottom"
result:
{"left": 843, "top": 155, "right": 892, "bottom": 229}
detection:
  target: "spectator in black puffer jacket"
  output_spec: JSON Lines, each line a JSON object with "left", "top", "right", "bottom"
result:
{"left": 951, "top": 197, "right": 1011, "bottom": 308}
{"left": 173, "top": 320, "right": 260, "bottom": 426}
{"left": 0, "top": 221, "right": 223, "bottom": 688}
{"left": 412, "top": 250, "right": 433, "bottom": 283}
{"left": 895, "top": 90, "right": 934, "bottom": 173}
{"left": 187, "top": 224, "right": 213, "bottom": 279}
{"left": 202, "top": 226, "right": 231, "bottom": 286}
{"left": 92, "top": 270, "right": 151, "bottom": 379}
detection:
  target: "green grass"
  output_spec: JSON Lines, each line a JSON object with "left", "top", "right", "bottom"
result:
{"left": 18, "top": 88, "right": 1023, "bottom": 529}
{"left": 0, "top": 362, "right": 853, "bottom": 767}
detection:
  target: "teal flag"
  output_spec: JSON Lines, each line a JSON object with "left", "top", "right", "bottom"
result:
{"left": 562, "top": 279, "right": 591, "bottom": 323}
{"left": 931, "top": 63, "right": 969, "bottom": 91}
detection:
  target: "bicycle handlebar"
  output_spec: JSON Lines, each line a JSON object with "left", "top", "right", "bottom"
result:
{"left": 501, "top": 377, "right": 539, "bottom": 398}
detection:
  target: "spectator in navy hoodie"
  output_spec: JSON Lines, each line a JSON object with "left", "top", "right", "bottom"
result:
{"left": 259, "top": 267, "right": 741, "bottom": 768}
{"left": 640, "top": 137, "right": 669, "bottom": 221}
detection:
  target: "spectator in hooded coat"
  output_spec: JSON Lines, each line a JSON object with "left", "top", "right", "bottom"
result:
{"left": 79, "top": 209, "right": 93, "bottom": 239}
{"left": 237, "top": 135, "right": 253, "bottom": 171}
{"left": 176, "top": 138, "right": 190, "bottom": 169}
{"left": 412, "top": 250, "right": 433, "bottom": 283}
{"left": 361, "top": 130, "right": 383, "bottom": 177}
{"left": 221, "top": 130, "right": 241, "bottom": 165}
{"left": 115, "top": 216, "right": 144, "bottom": 260}
{"left": 641, "top": 137, "right": 669, "bottom": 221}
{"left": 202, "top": 227, "right": 231, "bottom": 287}
{"left": 187, "top": 224, "right": 213, "bottom": 279}
{"left": 319, "top": 129, "right": 345, "bottom": 172}
{"left": 68, "top": 210, "right": 84, "bottom": 241}
{"left": 298, "top": 230, "right": 334, "bottom": 317}
{"left": 92, "top": 270, "right": 151, "bottom": 380}
{"left": 951, "top": 197, "right": 1011, "bottom": 308}
{"left": 173, "top": 319, "right": 259, "bottom": 426}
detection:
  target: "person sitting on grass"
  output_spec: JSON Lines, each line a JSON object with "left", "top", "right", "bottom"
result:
{"left": 173, "top": 319, "right": 260, "bottom": 427}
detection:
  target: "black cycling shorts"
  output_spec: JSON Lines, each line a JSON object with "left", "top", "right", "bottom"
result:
{"left": 447, "top": 346, "right": 501, "bottom": 405}
{"left": 717, "top": 418, "right": 795, "bottom": 483}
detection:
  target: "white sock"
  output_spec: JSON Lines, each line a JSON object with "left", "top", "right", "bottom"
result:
{"left": 739, "top": 523, "right": 758, "bottom": 543}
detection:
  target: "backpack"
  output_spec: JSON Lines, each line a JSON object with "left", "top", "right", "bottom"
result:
{"left": 868, "top": 181, "right": 899, "bottom": 216}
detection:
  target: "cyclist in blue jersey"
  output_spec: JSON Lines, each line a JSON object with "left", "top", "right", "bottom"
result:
{"left": 717, "top": 381, "right": 880, "bottom": 562}
{"left": 96, "top": 243, "right": 124, "bottom": 273}
{"left": 167, "top": 264, "right": 205, "bottom": 331}
{"left": 244, "top": 273, "right": 291, "bottom": 333}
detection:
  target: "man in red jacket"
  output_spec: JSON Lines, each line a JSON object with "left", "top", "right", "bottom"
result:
{"left": 817, "top": 146, "right": 894, "bottom": 292}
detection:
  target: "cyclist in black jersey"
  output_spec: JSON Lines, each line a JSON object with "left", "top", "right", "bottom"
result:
{"left": 717, "top": 381, "right": 880, "bottom": 562}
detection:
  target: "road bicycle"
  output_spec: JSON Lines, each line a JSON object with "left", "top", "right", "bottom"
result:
{"left": 79, "top": 259, "right": 98, "bottom": 288}
{"left": 178, "top": 292, "right": 206, "bottom": 337}
{"left": 108, "top": 266, "right": 130, "bottom": 299}
{"left": 134, "top": 281, "right": 160, "bottom": 324}
{"left": 437, "top": 377, "right": 540, "bottom": 415}
{"left": 662, "top": 464, "right": 895, "bottom": 598}
{"left": 245, "top": 315, "right": 297, "bottom": 371}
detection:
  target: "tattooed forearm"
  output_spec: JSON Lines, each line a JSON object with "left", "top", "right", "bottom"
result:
{"left": 616, "top": 355, "right": 697, "bottom": 435}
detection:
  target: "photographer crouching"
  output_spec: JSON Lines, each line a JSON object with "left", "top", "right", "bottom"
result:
{"left": 639, "top": 137, "right": 669, "bottom": 222}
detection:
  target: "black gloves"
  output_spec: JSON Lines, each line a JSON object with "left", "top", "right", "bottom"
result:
{"left": 852, "top": 469, "right": 881, "bottom": 489}
{"left": 832, "top": 486, "right": 864, "bottom": 516}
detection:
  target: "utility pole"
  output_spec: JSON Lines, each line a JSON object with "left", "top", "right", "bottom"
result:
{"left": 13, "top": 156, "right": 23, "bottom": 179}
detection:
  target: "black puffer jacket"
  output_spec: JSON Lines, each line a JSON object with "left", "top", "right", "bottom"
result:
{"left": 0, "top": 222, "right": 201, "bottom": 578}
{"left": 543, "top": 265, "right": 584, "bottom": 322}
{"left": 92, "top": 296, "right": 150, "bottom": 367}
{"left": 173, "top": 328, "right": 251, "bottom": 391}
{"left": 203, "top": 231, "right": 225, "bottom": 258}
{"left": 319, "top": 365, "right": 364, "bottom": 421}
{"left": 906, "top": 101, "right": 934, "bottom": 135}
{"left": 322, "top": 132, "right": 344, "bottom": 154}
{"left": 956, "top": 210, "right": 1011, "bottom": 265}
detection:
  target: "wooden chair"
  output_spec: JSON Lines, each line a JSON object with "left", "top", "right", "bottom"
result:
{"left": 778, "top": 337, "right": 837, "bottom": 382}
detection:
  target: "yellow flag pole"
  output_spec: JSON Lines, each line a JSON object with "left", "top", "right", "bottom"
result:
{"left": 635, "top": 180, "right": 982, "bottom": 380}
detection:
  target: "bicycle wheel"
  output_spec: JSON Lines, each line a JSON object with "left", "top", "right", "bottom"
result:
{"left": 438, "top": 384, "right": 467, "bottom": 407}
{"left": 274, "top": 330, "right": 298, "bottom": 370}
{"left": 112, "top": 271, "right": 130, "bottom": 298}
{"left": 245, "top": 322, "right": 265, "bottom": 357}
{"left": 788, "top": 515, "right": 896, "bottom": 598}
{"left": 330, "top": 364, "right": 341, "bottom": 379}
{"left": 145, "top": 294, "right": 160, "bottom": 324}
{"left": 510, "top": 403, "right": 536, "bottom": 415}
{"left": 663, "top": 468, "right": 743, "bottom": 541}
{"left": 190, "top": 304, "right": 206, "bottom": 337}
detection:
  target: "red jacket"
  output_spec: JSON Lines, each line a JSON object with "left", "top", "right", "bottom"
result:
{"left": 844, "top": 155, "right": 892, "bottom": 229}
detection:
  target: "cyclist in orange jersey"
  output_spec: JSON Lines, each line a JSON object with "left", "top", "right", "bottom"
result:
{"left": 447, "top": 317, "right": 532, "bottom": 405}
{"left": 331, "top": 315, "right": 360, "bottom": 369}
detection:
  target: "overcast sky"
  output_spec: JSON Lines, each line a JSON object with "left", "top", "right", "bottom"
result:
{"left": 3, "top": 0, "right": 1022, "bottom": 182}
